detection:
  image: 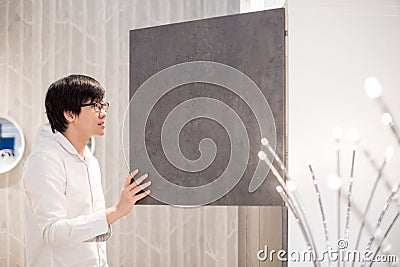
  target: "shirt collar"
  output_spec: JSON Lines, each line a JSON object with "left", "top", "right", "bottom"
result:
{"left": 54, "top": 132, "right": 94, "bottom": 162}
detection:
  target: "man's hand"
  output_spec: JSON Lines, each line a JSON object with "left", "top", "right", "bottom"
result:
{"left": 106, "top": 170, "right": 151, "bottom": 225}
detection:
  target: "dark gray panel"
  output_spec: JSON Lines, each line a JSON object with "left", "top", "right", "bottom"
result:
{"left": 129, "top": 9, "right": 286, "bottom": 206}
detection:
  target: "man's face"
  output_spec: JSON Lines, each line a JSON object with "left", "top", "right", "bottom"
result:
{"left": 75, "top": 100, "right": 107, "bottom": 139}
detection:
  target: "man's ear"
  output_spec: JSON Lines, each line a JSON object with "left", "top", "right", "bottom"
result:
{"left": 64, "top": 111, "right": 76, "bottom": 122}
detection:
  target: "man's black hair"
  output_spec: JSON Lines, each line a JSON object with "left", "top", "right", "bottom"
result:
{"left": 45, "top": 74, "right": 105, "bottom": 133}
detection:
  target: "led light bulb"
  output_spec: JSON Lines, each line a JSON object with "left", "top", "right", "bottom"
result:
{"left": 385, "top": 146, "right": 394, "bottom": 161}
{"left": 373, "top": 228, "right": 383, "bottom": 240}
{"left": 364, "top": 77, "right": 382, "bottom": 99}
{"left": 382, "top": 113, "right": 393, "bottom": 126}
{"left": 261, "top": 138, "right": 268, "bottom": 146}
{"left": 392, "top": 184, "right": 399, "bottom": 193}
{"left": 258, "top": 151, "right": 267, "bottom": 160}
{"left": 382, "top": 243, "right": 392, "bottom": 253}
{"left": 327, "top": 175, "right": 342, "bottom": 190}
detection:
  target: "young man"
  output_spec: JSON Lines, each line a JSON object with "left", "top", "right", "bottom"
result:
{"left": 23, "top": 74, "right": 151, "bottom": 267}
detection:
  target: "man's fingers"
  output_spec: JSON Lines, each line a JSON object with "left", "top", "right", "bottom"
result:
{"left": 131, "top": 181, "right": 151, "bottom": 195}
{"left": 133, "top": 190, "right": 151, "bottom": 202}
{"left": 124, "top": 169, "right": 138, "bottom": 187}
{"left": 129, "top": 173, "right": 148, "bottom": 189}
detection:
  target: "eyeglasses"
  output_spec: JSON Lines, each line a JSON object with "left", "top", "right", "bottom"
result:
{"left": 80, "top": 102, "right": 110, "bottom": 112}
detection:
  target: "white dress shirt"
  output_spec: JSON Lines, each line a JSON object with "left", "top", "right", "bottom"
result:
{"left": 23, "top": 132, "right": 110, "bottom": 267}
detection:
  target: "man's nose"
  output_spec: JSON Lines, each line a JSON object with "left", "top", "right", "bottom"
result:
{"left": 98, "top": 109, "right": 107, "bottom": 119}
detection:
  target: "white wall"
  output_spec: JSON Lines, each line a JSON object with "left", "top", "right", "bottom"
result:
{"left": 288, "top": 0, "right": 400, "bottom": 265}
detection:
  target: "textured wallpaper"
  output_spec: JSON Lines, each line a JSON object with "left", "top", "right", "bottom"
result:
{"left": 0, "top": 1, "right": 244, "bottom": 266}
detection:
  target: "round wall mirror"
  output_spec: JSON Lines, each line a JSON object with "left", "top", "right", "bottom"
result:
{"left": 0, "top": 115, "right": 25, "bottom": 174}
{"left": 37, "top": 123, "right": 95, "bottom": 153}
